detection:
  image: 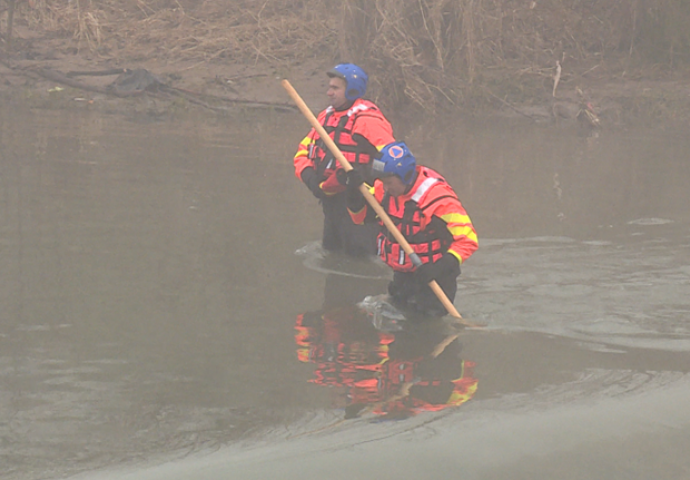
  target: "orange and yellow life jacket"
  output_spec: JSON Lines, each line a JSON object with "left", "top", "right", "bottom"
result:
{"left": 351, "top": 166, "right": 478, "bottom": 271}
{"left": 293, "top": 99, "right": 394, "bottom": 195}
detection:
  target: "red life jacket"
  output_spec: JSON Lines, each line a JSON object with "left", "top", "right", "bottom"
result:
{"left": 376, "top": 167, "right": 456, "bottom": 272}
{"left": 294, "top": 310, "right": 392, "bottom": 387}
{"left": 310, "top": 100, "right": 386, "bottom": 180}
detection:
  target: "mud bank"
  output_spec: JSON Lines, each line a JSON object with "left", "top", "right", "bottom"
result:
{"left": 3, "top": 57, "right": 689, "bottom": 135}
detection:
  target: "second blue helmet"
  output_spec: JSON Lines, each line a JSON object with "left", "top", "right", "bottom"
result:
{"left": 327, "top": 63, "right": 368, "bottom": 101}
{"left": 372, "top": 142, "right": 417, "bottom": 185}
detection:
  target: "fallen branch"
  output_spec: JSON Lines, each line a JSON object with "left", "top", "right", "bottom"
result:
{"left": 165, "top": 84, "right": 296, "bottom": 111}
{"left": 66, "top": 68, "right": 127, "bottom": 77}
{"left": 21, "top": 65, "right": 297, "bottom": 112}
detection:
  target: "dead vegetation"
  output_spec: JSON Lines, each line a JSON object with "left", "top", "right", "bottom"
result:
{"left": 3, "top": 0, "right": 690, "bottom": 114}
{"left": 338, "top": 0, "right": 690, "bottom": 113}
{"left": 10, "top": 0, "right": 337, "bottom": 63}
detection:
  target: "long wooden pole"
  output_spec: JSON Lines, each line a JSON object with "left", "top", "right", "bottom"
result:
{"left": 282, "top": 79, "right": 479, "bottom": 328}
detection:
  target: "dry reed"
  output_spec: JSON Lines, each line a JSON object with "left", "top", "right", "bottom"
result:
{"left": 9, "top": 0, "right": 690, "bottom": 113}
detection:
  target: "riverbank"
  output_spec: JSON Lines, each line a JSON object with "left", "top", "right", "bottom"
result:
{"left": 4, "top": 51, "right": 690, "bottom": 134}
{"left": 2, "top": 1, "right": 690, "bottom": 129}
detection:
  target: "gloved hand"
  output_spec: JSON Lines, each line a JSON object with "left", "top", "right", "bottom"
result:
{"left": 335, "top": 168, "right": 364, "bottom": 190}
{"left": 415, "top": 253, "right": 459, "bottom": 285}
{"left": 343, "top": 169, "right": 366, "bottom": 212}
{"left": 300, "top": 167, "right": 324, "bottom": 199}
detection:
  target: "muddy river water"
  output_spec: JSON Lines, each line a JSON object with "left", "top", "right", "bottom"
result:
{"left": 1, "top": 103, "right": 689, "bottom": 480}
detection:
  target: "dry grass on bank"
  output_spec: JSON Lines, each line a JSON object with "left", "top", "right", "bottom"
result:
{"left": 339, "top": 0, "right": 690, "bottom": 112}
{"left": 15, "top": 0, "right": 337, "bottom": 63}
{"left": 6, "top": 0, "right": 690, "bottom": 114}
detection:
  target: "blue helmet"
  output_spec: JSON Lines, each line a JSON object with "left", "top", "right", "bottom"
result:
{"left": 372, "top": 142, "right": 417, "bottom": 185}
{"left": 327, "top": 63, "right": 368, "bottom": 100}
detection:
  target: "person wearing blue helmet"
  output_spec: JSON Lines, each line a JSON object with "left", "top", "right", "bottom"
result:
{"left": 293, "top": 63, "right": 395, "bottom": 257}
{"left": 344, "top": 142, "right": 478, "bottom": 317}
{"left": 326, "top": 63, "right": 368, "bottom": 104}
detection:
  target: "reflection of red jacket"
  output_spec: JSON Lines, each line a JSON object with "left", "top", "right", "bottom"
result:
{"left": 295, "top": 309, "right": 393, "bottom": 388}
{"left": 368, "top": 361, "right": 478, "bottom": 416}
{"left": 350, "top": 166, "right": 478, "bottom": 271}
{"left": 295, "top": 309, "right": 478, "bottom": 417}
{"left": 293, "top": 99, "right": 394, "bottom": 196}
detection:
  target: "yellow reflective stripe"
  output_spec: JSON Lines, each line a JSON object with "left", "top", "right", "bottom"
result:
{"left": 294, "top": 137, "right": 313, "bottom": 161}
{"left": 318, "top": 181, "right": 338, "bottom": 196}
{"left": 300, "top": 134, "right": 315, "bottom": 146}
{"left": 447, "top": 381, "right": 478, "bottom": 405}
{"left": 452, "top": 361, "right": 466, "bottom": 381}
{"left": 294, "top": 136, "right": 315, "bottom": 158}
{"left": 448, "top": 225, "right": 476, "bottom": 239}
{"left": 448, "top": 250, "right": 463, "bottom": 264}
{"left": 440, "top": 213, "right": 471, "bottom": 225}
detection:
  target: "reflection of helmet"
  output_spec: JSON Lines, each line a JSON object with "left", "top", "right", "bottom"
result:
{"left": 327, "top": 63, "right": 368, "bottom": 100}
{"left": 372, "top": 142, "right": 417, "bottom": 185}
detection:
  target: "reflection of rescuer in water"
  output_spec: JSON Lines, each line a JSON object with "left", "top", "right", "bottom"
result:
{"left": 294, "top": 275, "right": 478, "bottom": 419}
{"left": 295, "top": 274, "right": 392, "bottom": 405}
{"left": 342, "top": 141, "right": 478, "bottom": 317}
{"left": 349, "top": 328, "right": 477, "bottom": 420}
{"left": 292, "top": 63, "right": 396, "bottom": 258}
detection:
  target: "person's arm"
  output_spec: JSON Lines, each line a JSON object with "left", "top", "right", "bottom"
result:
{"left": 341, "top": 169, "right": 378, "bottom": 225}
{"left": 293, "top": 129, "right": 326, "bottom": 199}
{"left": 433, "top": 195, "right": 478, "bottom": 264}
{"left": 415, "top": 194, "right": 478, "bottom": 284}
{"left": 351, "top": 109, "right": 395, "bottom": 154}
{"left": 293, "top": 129, "right": 316, "bottom": 180}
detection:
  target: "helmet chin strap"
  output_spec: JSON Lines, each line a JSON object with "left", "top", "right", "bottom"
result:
{"left": 404, "top": 169, "right": 419, "bottom": 191}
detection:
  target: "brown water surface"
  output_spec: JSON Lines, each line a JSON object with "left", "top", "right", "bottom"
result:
{"left": 1, "top": 106, "right": 689, "bottom": 480}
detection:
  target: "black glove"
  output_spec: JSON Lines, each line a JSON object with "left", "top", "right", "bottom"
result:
{"left": 415, "top": 253, "right": 459, "bottom": 284}
{"left": 343, "top": 169, "right": 366, "bottom": 212}
{"left": 335, "top": 168, "right": 364, "bottom": 190}
{"left": 300, "top": 167, "right": 323, "bottom": 199}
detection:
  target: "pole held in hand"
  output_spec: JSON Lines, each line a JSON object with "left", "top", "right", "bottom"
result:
{"left": 282, "top": 80, "right": 479, "bottom": 328}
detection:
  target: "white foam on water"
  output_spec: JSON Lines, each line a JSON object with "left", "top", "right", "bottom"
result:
{"left": 627, "top": 217, "right": 674, "bottom": 225}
